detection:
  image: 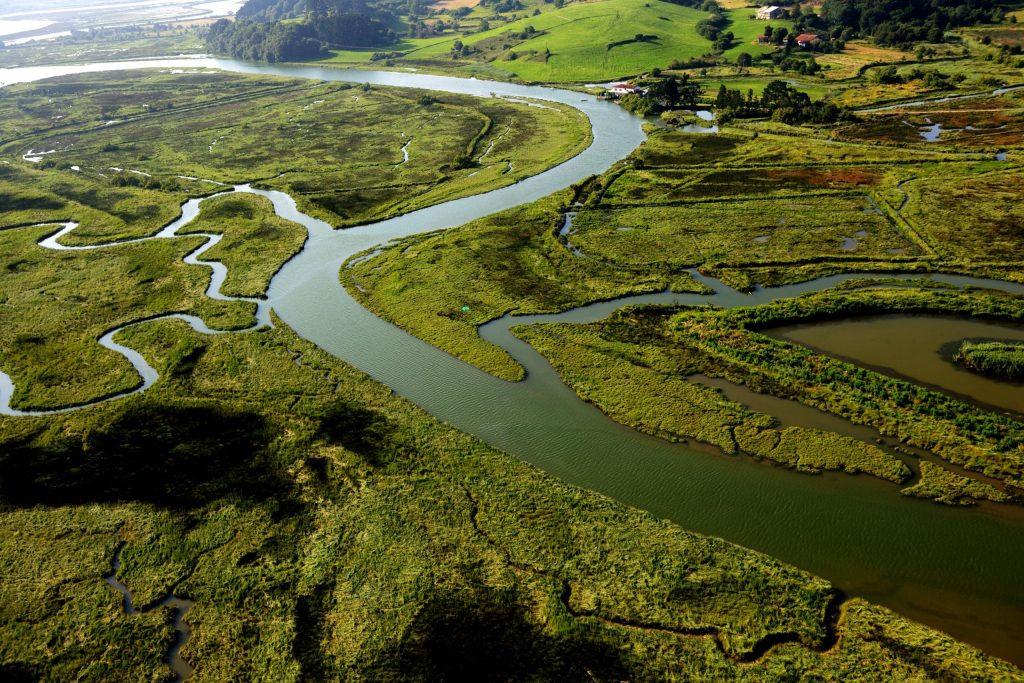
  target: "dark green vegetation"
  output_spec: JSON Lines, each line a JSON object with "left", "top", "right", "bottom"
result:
{"left": 208, "top": 0, "right": 398, "bottom": 62}
{"left": 2, "top": 319, "right": 1020, "bottom": 680}
{"left": 955, "top": 340, "right": 1024, "bottom": 380}
{"left": 811, "top": 0, "right": 1001, "bottom": 47}
{"left": 714, "top": 79, "right": 850, "bottom": 124}
{"left": 0, "top": 69, "right": 589, "bottom": 235}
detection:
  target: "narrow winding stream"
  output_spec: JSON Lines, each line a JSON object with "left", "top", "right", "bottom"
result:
{"left": 104, "top": 543, "right": 194, "bottom": 682}
{"left": 2, "top": 59, "right": 1024, "bottom": 666}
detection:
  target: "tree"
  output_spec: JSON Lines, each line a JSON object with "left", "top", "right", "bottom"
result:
{"left": 618, "top": 93, "right": 654, "bottom": 116}
{"left": 663, "top": 75, "right": 678, "bottom": 105}
{"left": 772, "top": 26, "right": 788, "bottom": 44}
{"left": 676, "top": 73, "right": 701, "bottom": 108}
{"left": 737, "top": 52, "right": 752, "bottom": 68}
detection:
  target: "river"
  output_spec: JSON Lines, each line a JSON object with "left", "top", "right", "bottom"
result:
{"left": 1, "top": 58, "right": 1023, "bottom": 665}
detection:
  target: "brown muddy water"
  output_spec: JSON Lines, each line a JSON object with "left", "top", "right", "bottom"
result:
{"left": 769, "top": 315, "right": 1024, "bottom": 416}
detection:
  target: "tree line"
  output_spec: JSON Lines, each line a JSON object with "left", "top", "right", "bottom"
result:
{"left": 715, "top": 80, "right": 851, "bottom": 124}
{"left": 207, "top": 0, "right": 397, "bottom": 62}
{"left": 811, "top": 0, "right": 1001, "bottom": 47}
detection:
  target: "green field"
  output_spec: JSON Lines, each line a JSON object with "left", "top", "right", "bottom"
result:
{"left": 324, "top": 0, "right": 799, "bottom": 82}
{"left": 699, "top": 76, "right": 833, "bottom": 100}
{"left": 332, "top": 0, "right": 714, "bottom": 82}
{"left": 717, "top": 7, "right": 793, "bottom": 61}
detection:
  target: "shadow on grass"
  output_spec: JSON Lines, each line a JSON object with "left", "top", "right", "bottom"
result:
{"left": 0, "top": 402, "right": 288, "bottom": 509}
{"left": 314, "top": 399, "right": 414, "bottom": 469}
{"left": 370, "top": 586, "right": 629, "bottom": 682}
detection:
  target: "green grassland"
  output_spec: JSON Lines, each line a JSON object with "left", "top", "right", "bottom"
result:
{"left": 320, "top": 0, "right": 800, "bottom": 83}
{"left": 1, "top": 315, "right": 1019, "bottom": 680}
{"left": 717, "top": 7, "right": 792, "bottom": 61}
{"left": 699, "top": 77, "right": 833, "bottom": 100}
{"left": 0, "top": 70, "right": 590, "bottom": 231}
{"left": 569, "top": 194, "right": 910, "bottom": 268}
{"left": 326, "top": 0, "right": 719, "bottom": 82}
{"left": 315, "top": 0, "right": 1024, "bottom": 95}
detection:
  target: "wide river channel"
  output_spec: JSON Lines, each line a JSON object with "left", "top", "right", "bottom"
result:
{"left": 2, "top": 58, "right": 1023, "bottom": 665}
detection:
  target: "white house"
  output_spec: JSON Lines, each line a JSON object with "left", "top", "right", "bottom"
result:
{"left": 756, "top": 5, "right": 783, "bottom": 20}
{"left": 609, "top": 83, "right": 648, "bottom": 97}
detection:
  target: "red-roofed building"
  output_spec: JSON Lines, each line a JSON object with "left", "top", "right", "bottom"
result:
{"left": 796, "top": 33, "right": 822, "bottom": 47}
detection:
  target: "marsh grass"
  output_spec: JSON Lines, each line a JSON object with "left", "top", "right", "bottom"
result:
{"left": 1, "top": 318, "right": 1017, "bottom": 680}
{"left": 954, "top": 340, "right": 1024, "bottom": 380}
{"left": 0, "top": 223, "right": 253, "bottom": 410}
{"left": 179, "top": 193, "right": 307, "bottom": 298}
{"left": 1, "top": 71, "right": 590, "bottom": 232}
{"left": 513, "top": 318, "right": 910, "bottom": 483}
{"left": 901, "top": 460, "right": 1013, "bottom": 505}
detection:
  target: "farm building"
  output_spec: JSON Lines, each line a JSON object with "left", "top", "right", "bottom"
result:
{"left": 796, "top": 33, "right": 822, "bottom": 46}
{"left": 756, "top": 6, "right": 783, "bottom": 20}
